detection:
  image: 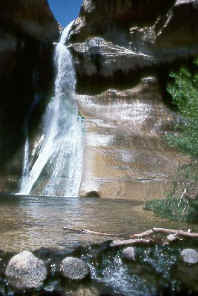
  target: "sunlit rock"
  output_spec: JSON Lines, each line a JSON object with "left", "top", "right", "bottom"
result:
{"left": 181, "top": 249, "right": 198, "bottom": 264}
{"left": 78, "top": 75, "right": 188, "bottom": 199}
{"left": 68, "top": 0, "right": 196, "bottom": 199}
{"left": 5, "top": 251, "right": 47, "bottom": 289}
{"left": 122, "top": 247, "right": 136, "bottom": 261}
{"left": 70, "top": 286, "right": 100, "bottom": 296}
{"left": 61, "top": 257, "right": 90, "bottom": 280}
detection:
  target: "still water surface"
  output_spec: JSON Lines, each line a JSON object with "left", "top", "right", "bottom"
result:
{"left": 0, "top": 194, "right": 194, "bottom": 252}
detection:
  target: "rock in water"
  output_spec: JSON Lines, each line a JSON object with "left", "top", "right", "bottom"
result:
{"left": 5, "top": 251, "right": 47, "bottom": 289}
{"left": 122, "top": 247, "right": 136, "bottom": 261}
{"left": 61, "top": 257, "right": 89, "bottom": 280}
{"left": 73, "top": 286, "right": 100, "bottom": 296}
{"left": 181, "top": 249, "right": 198, "bottom": 264}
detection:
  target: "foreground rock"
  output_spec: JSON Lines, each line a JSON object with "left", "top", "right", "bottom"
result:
{"left": 61, "top": 257, "right": 89, "bottom": 280}
{"left": 122, "top": 247, "right": 136, "bottom": 261}
{"left": 181, "top": 249, "right": 198, "bottom": 264}
{"left": 5, "top": 251, "right": 47, "bottom": 289}
{"left": 1, "top": 242, "right": 198, "bottom": 295}
{"left": 70, "top": 286, "right": 100, "bottom": 296}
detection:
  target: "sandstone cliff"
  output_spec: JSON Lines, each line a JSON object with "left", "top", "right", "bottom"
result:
{"left": 0, "top": 0, "right": 58, "bottom": 191}
{"left": 70, "top": 0, "right": 198, "bottom": 84}
{"left": 68, "top": 0, "right": 198, "bottom": 199}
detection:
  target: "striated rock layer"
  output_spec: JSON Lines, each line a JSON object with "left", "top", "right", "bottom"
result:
{"left": 68, "top": 0, "right": 198, "bottom": 199}
{"left": 0, "top": 0, "right": 58, "bottom": 191}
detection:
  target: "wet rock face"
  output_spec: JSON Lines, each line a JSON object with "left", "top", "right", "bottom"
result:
{"left": 78, "top": 75, "right": 187, "bottom": 199}
{"left": 0, "top": 0, "right": 58, "bottom": 191}
{"left": 68, "top": 0, "right": 197, "bottom": 199}
{"left": 5, "top": 251, "right": 47, "bottom": 289}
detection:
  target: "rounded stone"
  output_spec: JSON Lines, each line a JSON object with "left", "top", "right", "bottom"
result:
{"left": 5, "top": 250, "right": 47, "bottom": 289}
{"left": 122, "top": 247, "right": 136, "bottom": 261}
{"left": 181, "top": 249, "right": 198, "bottom": 264}
{"left": 61, "top": 257, "right": 89, "bottom": 280}
{"left": 167, "top": 234, "right": 177, "bottom": 242}
{"left": 73, "top": 286, "right": 99, "bottom": 296}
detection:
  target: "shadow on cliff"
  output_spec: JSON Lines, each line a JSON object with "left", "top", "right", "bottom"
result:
{"left": 0, "top": 38, "right": 55, "bottom": 177}
{"left": 0, "top": 0, "right": 59, "bottom": 191}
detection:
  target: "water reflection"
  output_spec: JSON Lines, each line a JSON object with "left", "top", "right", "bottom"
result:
{"left": 0, "top": 193, "right": 195, "bottom": 252}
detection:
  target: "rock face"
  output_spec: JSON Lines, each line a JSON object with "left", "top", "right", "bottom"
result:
{"left": 0, "top": 0, "right": 58, "bottom": 191}
{"left": 70, "top": 0, "right": 198, "bottom": 82}
{"left": 68, "top": 0, "right": 198, "bottom": 199}
{"left": 0, "top": 0, "right": 58, "bottom": 41}
{"left": 5, "top": 251, "right": 47, "bottom": 289}
{"left": 77, "top": 76, "right": 187, "bottom": 200}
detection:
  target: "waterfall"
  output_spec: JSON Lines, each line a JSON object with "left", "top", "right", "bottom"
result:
{"left": 20, "top": 94, "right": 41, "bottom": 191}
{"left": 20, "top": 21, "right": 84, "bottom": 197}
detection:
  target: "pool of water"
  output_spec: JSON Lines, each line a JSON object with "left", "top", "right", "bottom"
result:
{"left": 0, "top": 193, "right": 195, "bottom": 252}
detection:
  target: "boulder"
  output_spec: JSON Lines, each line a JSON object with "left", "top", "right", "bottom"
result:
{"left": 181, "top": 249, "right": 198, "bottom": 264}
{"left": 122, "top": 247, "right": 136, "bottom": 261}
{"left": 167, "top": 234, "right": 177, "bottom": 242}
{"left": 71, "top": 286, "right": 100, "bottom": 296}
{"left": 5, "top": 250, "right": 47, "bottom": 289}
{"left": 61, "top": 257, "right": 89, "bottom": 280}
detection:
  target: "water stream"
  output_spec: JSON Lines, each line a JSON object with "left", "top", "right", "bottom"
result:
{"left": 20, "top": 22, "right": 83, "bottom": 197}
{"left": 0, "top": 193, "right": 195, "bottom": 252}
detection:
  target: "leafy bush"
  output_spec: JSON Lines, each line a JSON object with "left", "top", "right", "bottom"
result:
{"left": 145, "top": 59, "right": 198, "bottom": 222}
{"left": 166, "top": 59, "right": 198, "bottom": 157}
{"left": 145, "top": 162, "right": 198, "bottom": 222}
{"left": 145, "top": 196, "right": 198, "bottom": 223}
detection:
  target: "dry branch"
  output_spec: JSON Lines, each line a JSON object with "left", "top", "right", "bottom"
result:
{"left": 130, "top": 229, "right": 154, "bottom": 238}
{"left": 130, "top": 228, "right": 198, "bottom": 239}
{"left": 153, "top": 228, "right": 198, "bottom": 238}
{"left": 63, "top": 227, "right": 125, "bottom": 237}
{"left": 110, "top": 239, "right": 152, "bottom": 247}
{"left": 63, "top": 227, "right": 198, "bottom": 244}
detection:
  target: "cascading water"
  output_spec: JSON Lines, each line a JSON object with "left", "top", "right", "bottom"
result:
{"left": 20, "top": 94, "right": 41, "bottom": 191}
{"left": 20, "top": 22, "right": 84, "bottom": 197}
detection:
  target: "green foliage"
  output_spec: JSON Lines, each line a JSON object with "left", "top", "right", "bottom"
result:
{"left": 145, "top": 197, "right": 198, "bottom": 223}
{"left": 166, "top": 58, "right": 198, "bottom": 157}
{"left": 145, "top": 196, "right": 190, "bottom": 222}
{"left": 145, "top": 59, "right": 198, "bottom": 223}
{"left": 145, "top": 162, "right": 198, "bottom": 222}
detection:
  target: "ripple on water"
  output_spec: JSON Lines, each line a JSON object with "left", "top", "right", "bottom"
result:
{"left": 0, "top": 193, "right": 195, "bottom": 252}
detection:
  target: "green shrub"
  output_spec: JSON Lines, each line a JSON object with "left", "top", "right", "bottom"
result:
{"left": 166, "top": 59, "right": 198, "bottom": 157}
{"left": 145, "top": 195, "right": 198, "bottom": 223}
{"left": 145, "top": 161, "right": 198, "bottom": 222}
{"left": 145, "top": 59, "right": 198, "bottom": 222}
